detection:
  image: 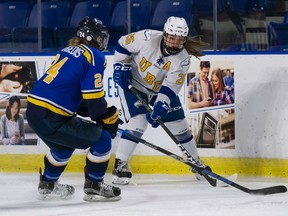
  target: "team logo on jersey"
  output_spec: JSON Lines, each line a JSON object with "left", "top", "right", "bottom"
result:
{"left": 144, "top": 30, "right": 152, "bottom": 41}
{"left": 156, "top": 56, "right": 164, "bottom": 66}
{"left": 180, "top": 57, "right": 190, "bottom": 68}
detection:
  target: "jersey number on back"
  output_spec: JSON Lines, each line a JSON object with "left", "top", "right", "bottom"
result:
{"left": 43, "top": 54, "right": 68, "bottom": 84}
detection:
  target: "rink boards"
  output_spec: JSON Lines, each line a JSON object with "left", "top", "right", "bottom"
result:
{"left": 1, "top": 53, "right": 288, "bottom": 178}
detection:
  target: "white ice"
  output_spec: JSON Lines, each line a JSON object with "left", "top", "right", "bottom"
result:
{"left": 0, "top": 173, "right": 287, "bottom": 216}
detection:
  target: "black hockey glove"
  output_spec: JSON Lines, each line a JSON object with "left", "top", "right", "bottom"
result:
{"left": 96, "top": 106, "right": 119, "bottom": 139}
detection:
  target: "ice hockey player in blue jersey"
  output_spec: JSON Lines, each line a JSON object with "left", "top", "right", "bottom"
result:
{"left": 26, "top": 16, "right": 121, "bottom": 202}
{"left": 112, "top": 16, "right": 212, "bottom": 185}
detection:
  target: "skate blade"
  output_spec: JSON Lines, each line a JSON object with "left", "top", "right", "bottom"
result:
{"left": 83, "top": 194, "right": 121, "bottom": 202}
{"left": 37, "top": 193, "right": 74, "bottom": 201}
{"left": 216, "top": 173, "right": 238, "bottom": 187}
{"left": 112, "top": 176, "right": 130, "bottom": 185}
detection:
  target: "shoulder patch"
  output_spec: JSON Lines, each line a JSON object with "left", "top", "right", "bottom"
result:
{"left": 143, "top": 30, "right": 152, "bottom": 41}
{"left": 180, "top": 56, "right": 190, "bottom": 68}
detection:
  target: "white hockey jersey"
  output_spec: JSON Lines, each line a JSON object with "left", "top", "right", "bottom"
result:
{"left": 114, "top": 30, "right": 191, "bottom": 105}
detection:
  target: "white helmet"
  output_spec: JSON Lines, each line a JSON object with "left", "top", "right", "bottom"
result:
{"left": 162, "top": 16, "right": 188, "bottom": 55}
{"left": 163, "top": 16, "right": 189, "bottom": 37}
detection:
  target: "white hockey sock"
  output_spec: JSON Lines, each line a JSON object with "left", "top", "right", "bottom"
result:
{"left": 181, "top": 138, "right": 200, "bottom": 160}
{"left": 165, "top": 119, "right": 200, "bottom": 161}
{"left": 115, "top": 139, "right": 138, "bottom": 161}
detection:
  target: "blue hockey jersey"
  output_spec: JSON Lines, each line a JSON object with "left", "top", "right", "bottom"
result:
{"left": 28, "top": 44, "right": 108, "bottom": 120}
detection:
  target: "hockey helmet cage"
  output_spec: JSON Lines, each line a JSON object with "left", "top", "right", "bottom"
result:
{"left": 77, "top": 16, "right": 109, "bottom": 51}
{"left": 163, "top": 16, "right": 189, "bottom": 55}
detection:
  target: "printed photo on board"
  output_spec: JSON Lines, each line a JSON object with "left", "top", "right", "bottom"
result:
{"left": 186, "top": 61, "right": 234, "bottom": 110}
{"left": 0, "top": 61, "right": 37, "bottom": 94}
{"left": 186, "top": 109, "right": 235, "bottom": 149}
{"left": 0, "top": 95, "right": 38, "bottom": 145}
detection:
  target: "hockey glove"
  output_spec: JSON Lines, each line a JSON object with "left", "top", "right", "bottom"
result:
{"left": 96, "top": 106, "right": 119, "bottom": 139}
{"left": 113, "top": 62, "right": 132, "bottom": 90}
{"left": 146, "top": 101, "right": 170, "bottom": 128}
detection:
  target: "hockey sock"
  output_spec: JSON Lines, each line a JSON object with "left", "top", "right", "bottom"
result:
{"left": 181, "top": 139, "right": 200, "bottom": 160}
{"left": 43, "top": 149, "right": 74, "bottom": 182}
{"left": 166, "top": 119, "right": 200, "bottom": 160}
{"left": 115, "top": 130, "right": 143, "bottom": 161}
{"left": 86, "top": 130, "right": 111, "bottom": 182}
{"left": 174, "top": 132, "right": 200, "bottom": 160}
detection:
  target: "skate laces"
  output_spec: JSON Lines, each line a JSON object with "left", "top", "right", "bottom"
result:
{"left": 117, "top": 161, "right": 130, "bottom": 172}
{"left": 98, "top": 182, "right": 116, "bottom": 196}
{"left": 195, "top": 159, "right": 207, "bottom": 168}
{"left": 190, "top": 159, "right": 208, "bottom": 173}
{"left": 52, "top": 182, "right": 74, "bottom": 196}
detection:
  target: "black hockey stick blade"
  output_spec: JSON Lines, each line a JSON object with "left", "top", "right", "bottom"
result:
{"left": 247, "top": 185, "right": 287, "bottom": 195}
{"left": 118, "top": 129, "right": 287, "bottom": 195}
{"left": 201, "top": 169, "right": 287, "bottom": 195}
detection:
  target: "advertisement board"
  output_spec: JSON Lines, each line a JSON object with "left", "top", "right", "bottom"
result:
{"left": 1, "top": 54, "right": 288, "bottom": 160}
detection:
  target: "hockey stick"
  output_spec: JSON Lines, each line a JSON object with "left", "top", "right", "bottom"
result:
{"left": 118, "top": 128, "right": 287, "bottom": 195}
{"left": 128, "top": 85, "right": 217, "bottom": 186}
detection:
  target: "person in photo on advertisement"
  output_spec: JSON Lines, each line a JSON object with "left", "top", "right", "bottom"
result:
{"left": 210, "top": 67, "right": 234, "bottom": 106}
{"left": 223, "top": 68, "right": 234, "bottom": 93}
{"left": 26, "top": 16, "right": 121, "bottom": 201}
{"left": 1, "top": 96, "right": 25, "bottom": 145}
{"left": 112, "top": 16, "right": 211, "bottom": 185}
{"left": 187, "top": 61, "right": 214, "bottom": 109}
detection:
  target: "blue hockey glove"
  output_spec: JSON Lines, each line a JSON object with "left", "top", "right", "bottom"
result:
{"left": 113, "top": 62, "right": 132, "bottom": 90}
{"left": 146, "top": 101, "right": 170, "bottom": 128}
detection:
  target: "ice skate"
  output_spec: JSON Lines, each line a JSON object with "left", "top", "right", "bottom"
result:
{"left": 189, "top": 159, "right": 238, "bottom": 186}
{"left": 190, "top": 159, "right": 212, "bottom": 181}
{"left": 37, "top": 169, "right": 75, "bottom": 200}
{"left": 83, "top": 178, "right": 121, "bottom": 202}
{"left": 112, "top": 158, "right": 132, "bottom": 185}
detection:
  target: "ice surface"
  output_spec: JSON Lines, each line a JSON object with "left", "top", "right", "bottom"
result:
{"left": 0, "top": 173, "right": 287, "bottom": 216}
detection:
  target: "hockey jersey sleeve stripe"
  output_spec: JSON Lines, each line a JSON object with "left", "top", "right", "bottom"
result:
{"left": 27, "top": 95, "right": 73, "bottom": 117}
{"left": 115, "top": 42, "right": 132, "bottom": 56}
{"left": 82, "top": 90, "right": 105, "bottom": 99}
{"left": 82, "top": 86, "right": 104, "bottom": 92}
{"left": 78, "top": 44, "right": 95, "bottom": 66}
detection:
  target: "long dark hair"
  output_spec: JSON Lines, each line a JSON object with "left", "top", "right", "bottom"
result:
{"left": 6, "top": 96, "right": 21, "bottom": 121}
{"left": 184, "top": 36, "right": 210, "bottom": 59}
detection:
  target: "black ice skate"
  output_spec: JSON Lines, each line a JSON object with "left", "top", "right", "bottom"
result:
{"left": 83, "top": 178, "right": 121, "bottom": 202}
{"left": 112, "top": 158, "right": 132, "bottom": 185}
{"left": 37, "top": 168, "right": 75, "bottom": 200}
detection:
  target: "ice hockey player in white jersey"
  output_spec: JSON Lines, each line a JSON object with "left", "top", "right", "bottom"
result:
{"left": 112, "top": 16, "right": 211, "bottom": 185}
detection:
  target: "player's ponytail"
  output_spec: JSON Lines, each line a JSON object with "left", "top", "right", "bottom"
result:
{"left": 184, "top": 36, "right": 209, "bottom": 59}
{"left": 68, "top": 37, "right": 82, "bottom": 47}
